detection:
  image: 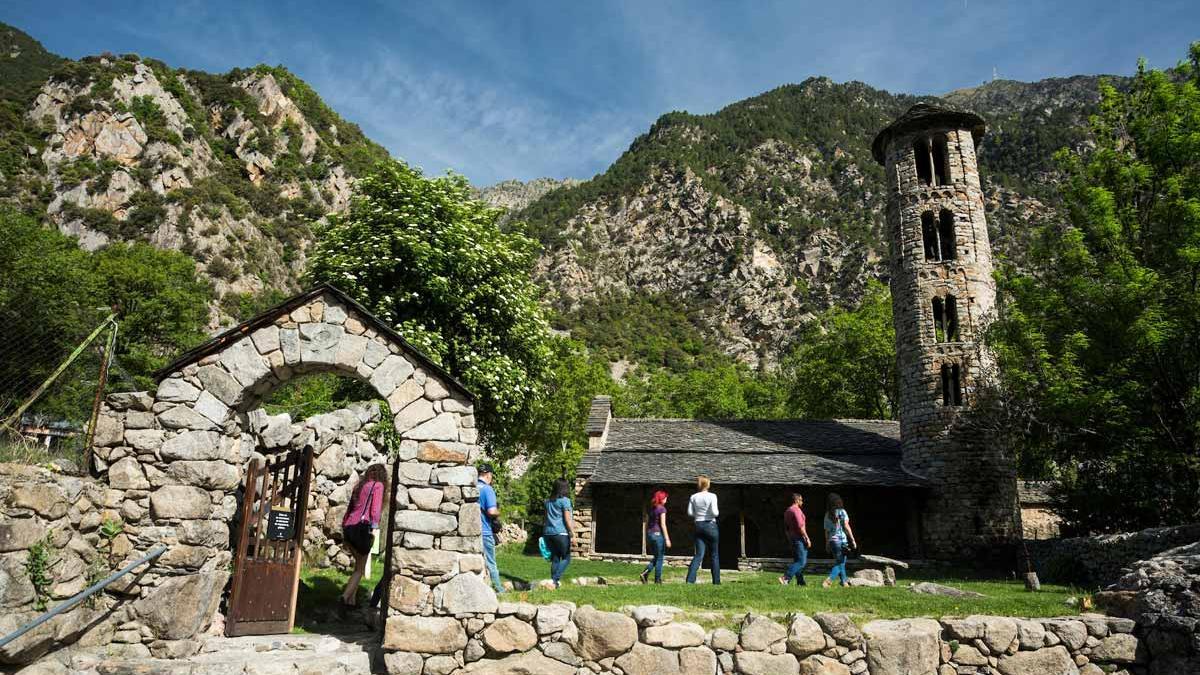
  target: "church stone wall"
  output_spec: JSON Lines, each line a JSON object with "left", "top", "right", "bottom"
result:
{"left": 880, "top": 119, "right": 1019, "bottom": 561}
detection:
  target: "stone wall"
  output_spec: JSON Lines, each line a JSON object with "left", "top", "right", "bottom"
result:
{"left": 2, "top": 289, "right": 483, "bottom": 666}
{"left": 244, "top": 401, "right": 390, "bottom": 571}
{"left": 879, "top": 111, "right": 1019, "bottom": 561}
{"left": 381, "top": 600, "right": 1172, "bottom": 675}
{"left": 0, "top": 463, "right": 178, "bottom": 666}
{"left": 1027, "top": 523, "right": 1200, "bottom": 587}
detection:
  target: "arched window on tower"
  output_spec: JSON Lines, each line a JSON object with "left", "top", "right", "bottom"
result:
{"left": 941, "top": 362, "right": 963, "bottom": 406}
{"left": 938, "top": 209, "right": 956, "bottom": 260}
{"left": 913, "top": 138, "right": 933, "bottom": 186}
{"left": 921, "top": 211, "right": 938, "bottom": 260}
{"left": 932, "top": 134, "right": 951, "bottom": 185}
{"left": 932, "top": 296, "right": 959, "bottom": 342}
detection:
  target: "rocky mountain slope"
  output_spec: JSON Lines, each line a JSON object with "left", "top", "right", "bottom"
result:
{"left": 475, "top": 177, "right": 579, "bottom": 215}
{"left": 0, "top": 23, "right": 388, "bottom": 321}
{"left": 519, "top": 76, "right": 1110, "bottom": 366}
{"left": 2, "top": 22, "right": 1116, "bottom": 366}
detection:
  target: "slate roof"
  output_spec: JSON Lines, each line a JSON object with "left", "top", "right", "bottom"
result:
{"left": 582, "top": 418, "right": 926, "bottom": 488}
{"left": 153, "top": 283, "right": 475, "bottom": 400}
{"left": 872, "top": 102, "right": 986, "bottom": 164}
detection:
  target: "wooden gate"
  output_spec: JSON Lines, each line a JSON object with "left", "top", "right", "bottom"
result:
{"left": 226, "top": 446, "right": 314, "bottom": 637}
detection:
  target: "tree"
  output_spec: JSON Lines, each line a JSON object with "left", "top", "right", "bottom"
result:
{"left": 987, "top": 44, "right": 1200, "bottom": 533}
{"left": 90, "top": 242, "right": 212, "bottom": 388}
{"left": 0, "top": 210, "right": 213, "bottom": 421}
{"left": 779, "top": 280, "right": 896, "bottom": 420}
{"left": 307, "top": 161, "right": 554, "bottom": 453}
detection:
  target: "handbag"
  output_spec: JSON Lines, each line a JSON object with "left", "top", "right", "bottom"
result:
{"left": 538, "top": 536, "right": 552, "bottom": 561}
{"left": 343, "top": 483, "right": 376, "bottom": 555}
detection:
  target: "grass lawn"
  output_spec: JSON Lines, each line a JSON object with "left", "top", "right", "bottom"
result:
{"left": 294, "top": 556, "right": 385, "bottom": 633}
{"left": 495, "top": 545, "right": 1083, "bottom": 625}
{"left": 290, "top": 544, "right": 1083, "bottom": 631}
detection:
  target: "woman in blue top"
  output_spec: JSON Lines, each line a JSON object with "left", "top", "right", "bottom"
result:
{"left": 543, "top": 479, "right": 576, "bottom": 588}
{"left": 822, "top": 493, "right": 857, "bottom": 588}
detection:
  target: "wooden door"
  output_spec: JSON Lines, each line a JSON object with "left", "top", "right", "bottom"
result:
{"left": 226, "top": 446, "right": 313, "bottom": 637}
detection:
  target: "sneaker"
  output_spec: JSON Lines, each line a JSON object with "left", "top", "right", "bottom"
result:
{"left": 639, "top": 570, "right": 649, "bottom": 585}
{"left": 822, "top": 578, "right": 832, "bottom": 588}
{"left": 778, "top": 576, "right": 788, "bottom": 585}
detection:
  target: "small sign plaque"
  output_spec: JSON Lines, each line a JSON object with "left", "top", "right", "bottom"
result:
{"left": 267, "top": 507, "right": 295, "bottom": 540}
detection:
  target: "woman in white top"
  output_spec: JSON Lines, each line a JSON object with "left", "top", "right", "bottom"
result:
{"left": 685, "top": 475, "right": 721, "bottom": 584}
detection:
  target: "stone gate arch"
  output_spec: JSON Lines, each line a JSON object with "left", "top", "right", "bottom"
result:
{"left": 90, "top": 283, "right": 484, "bottom": 644}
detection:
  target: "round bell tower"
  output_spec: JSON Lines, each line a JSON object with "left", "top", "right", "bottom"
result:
{"left": 873, "top": 103, "right": 1018, "bottom": 560}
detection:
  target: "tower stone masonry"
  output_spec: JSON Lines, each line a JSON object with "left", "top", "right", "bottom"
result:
{"left": 873, "top": 104, "right": 1019, "bottom": 561}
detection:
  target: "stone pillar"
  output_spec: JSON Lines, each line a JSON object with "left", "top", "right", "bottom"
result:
{"left": 571, "top": 477, "right": 595, "bottom": 558}
{"left": 873, "top": 105, "right": 1019, "bottom": 561}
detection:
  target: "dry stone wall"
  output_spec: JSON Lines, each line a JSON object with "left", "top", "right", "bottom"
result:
{"left": 1, "top": 289, "right": 482, "bottom": 666}
{"left": 379, "top": 602, "right": 1170, "bottom": 675}
{"left": 1027, "top": 523, "right": 1200, "bottom": 587}
{"left": 243, "top": 401, "right": 391, "bottom": 571}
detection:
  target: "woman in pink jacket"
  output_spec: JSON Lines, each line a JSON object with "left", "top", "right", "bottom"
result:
{"left": 340, "top": 463, "right": 387, "bottom": 607}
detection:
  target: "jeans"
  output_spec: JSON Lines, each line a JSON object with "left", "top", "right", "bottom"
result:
{"left": 828, "top": 540, "right": 848, "bottom": 585}
{"left": 546, "top": 533, "right": 571, "bottom": 583}
{"left": 784, "top": 538, "right": 808, "bottom": 584}
{"left": 482, "top": 533, "right": 503, "bottom": 592}
{"left": 643, "top": 532, "right": 666, "bottom": 582}
{"left": 686, "top": 520, "right": 720, "bottom": 584}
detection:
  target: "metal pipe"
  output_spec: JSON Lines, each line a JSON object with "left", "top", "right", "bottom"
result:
{"left": 0, "top": 545, "right": 165, "bottom": 650}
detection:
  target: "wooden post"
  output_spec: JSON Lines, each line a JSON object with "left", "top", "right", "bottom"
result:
{"left": 905, "top": 491, "right": 923, "bottom": 559}
{"left": 640, "top": 487, "right": 648, "bottom": 556}
{"left": 739, "top": 488, "right": 747, "bottom": 561}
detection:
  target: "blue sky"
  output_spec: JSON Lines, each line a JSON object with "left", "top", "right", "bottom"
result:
{"left": 2, "top": 1, "right": 1195, "bottom": 186}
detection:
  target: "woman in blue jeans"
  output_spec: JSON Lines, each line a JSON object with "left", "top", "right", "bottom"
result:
{"left": 822, "top": 493, "right": 857, "bottom": 588}
{"left": 639, "top": 490, "right": 672, "bottom": 584}
{"left": 686, "top": 476, "right": 720, "bottom": 584}
{"left": 543, "top": 479, "right": 576, "bottom": 589}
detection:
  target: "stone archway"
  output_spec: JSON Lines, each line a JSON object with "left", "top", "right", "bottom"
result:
{"left": 90, "top": 283, "right": 484, "bottom": 645}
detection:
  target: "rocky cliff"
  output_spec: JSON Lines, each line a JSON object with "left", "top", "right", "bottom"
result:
{"left": 2, "top": 22, "right": 1114, "bottom": 364}
{"left": 519, "top": 77, "right": 1108, "bottom": 366}
{"left": 0, "top": 23, "right": 387, "bottom": 321}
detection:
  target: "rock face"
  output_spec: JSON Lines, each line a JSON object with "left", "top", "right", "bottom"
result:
{"left": 573, "top": 606, "right": 638, "bottom": 660}
{"left": 862, "top": 618, "right": 941, "bottom": 675}
{"left": 482, "top": 616, "right": 538, "bottom": 654}
{"left": 384, "top": 615, "right": 467, "bottom": 654}
{"left": 11, "top": 49, "right": 385, "bottom": 318}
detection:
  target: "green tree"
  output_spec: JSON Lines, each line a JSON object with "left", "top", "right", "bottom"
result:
{"left": 90, "top": 242, "right": 212, "bottom": 388}
{"left": 0, "top": 211, "right": 212, "bottom": 422}
{"left": 307, "top": 161, "right": 554, "bottom": 453}
{"left": 779, "top": 280, "right": 896, "bottom": 420}
{"left": 0, "top": 209, "right": 99, "bottom": 422}
{"left": 987, "top": 45, "right": 1200, "bottom": 533}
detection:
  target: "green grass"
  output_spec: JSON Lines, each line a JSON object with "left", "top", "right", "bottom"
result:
{"left": 495, "top": 544, "right": 1082, "bottom": 625}
{"left": 294, "top": 556, "right": 385, "bottom": 634}
{"left": 292, "top": 544, "right": 1083, "bottom": 632}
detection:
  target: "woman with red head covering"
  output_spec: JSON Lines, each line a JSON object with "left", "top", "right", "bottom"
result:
{"left": 639, "top": 490, "right": 672, "bottom": 584}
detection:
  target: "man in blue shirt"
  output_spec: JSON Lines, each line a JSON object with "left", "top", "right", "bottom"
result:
{"left": 477, "top": 463, "right": 503, "bottom": 592}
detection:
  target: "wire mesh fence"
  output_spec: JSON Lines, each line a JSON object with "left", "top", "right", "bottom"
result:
{"left": 0, "top": 292, "right": 136, "bottom": 468}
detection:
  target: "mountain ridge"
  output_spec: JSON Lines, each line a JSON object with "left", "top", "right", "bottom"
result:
{"left": 1, "top": 21, "right": 1116, "bottom": 365}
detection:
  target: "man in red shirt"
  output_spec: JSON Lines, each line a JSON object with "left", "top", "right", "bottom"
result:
{"left": 780, "top": 493, "right": 812, "bottom": 586}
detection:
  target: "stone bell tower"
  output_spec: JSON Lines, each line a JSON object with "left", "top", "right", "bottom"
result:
{"left": 872, "top": 103, "right": 1018, "bottom": 561}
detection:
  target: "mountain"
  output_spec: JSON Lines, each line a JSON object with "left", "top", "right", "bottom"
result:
{"left": 475, "top": 177, "right": 580, "bottom": 216}
{"left": 518, "top": 76, "right": 1112, "bottom": 366}
{"left": 0, "top": 21, "right": 1118, "bottom": 366}
{"left": 0, "top": 22, "right": 388, "bottom": 323}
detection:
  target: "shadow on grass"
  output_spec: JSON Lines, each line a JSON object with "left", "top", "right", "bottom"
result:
{"left": 293, "top": 563, "right": 383, "bottom": 635}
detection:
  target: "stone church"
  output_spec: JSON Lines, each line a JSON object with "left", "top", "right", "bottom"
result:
{"left": 571, "top": 104, "right": 1021, "bottom": 567}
